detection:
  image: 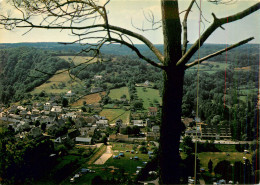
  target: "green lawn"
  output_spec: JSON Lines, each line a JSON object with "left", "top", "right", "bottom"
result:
{"left": 99, "top": 109, "right": 130, "bottom": 124}
{"left": 198, "top": 152, "right": 252, "bottom": 170}
{"left": 109, "top": 86, "right": 130, "bottom": 100}
{"left": 136, "top": 87, "right": 161, "bottom": 110}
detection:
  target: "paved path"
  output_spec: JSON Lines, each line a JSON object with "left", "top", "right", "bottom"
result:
{"left": 94, "top": 145, "right": 113, "bottom": 165}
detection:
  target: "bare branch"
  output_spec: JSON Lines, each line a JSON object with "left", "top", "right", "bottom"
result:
{"left": 107, "top": 38, "right": 165, "bottom": 69}
{"left": 185, "top": 37, "right": 254, "bottom": 69}
{"left": 177, "top": 2, "right": 260, "bottom": 66}
{"left": 182, "top": 0, "right": 195, "bottom": 56}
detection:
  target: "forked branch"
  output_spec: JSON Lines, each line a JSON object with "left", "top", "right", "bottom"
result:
{"left": 177, "top": 2, "right": 260, "bottom": 66}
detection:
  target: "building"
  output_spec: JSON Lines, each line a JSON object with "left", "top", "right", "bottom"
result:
{"left": 200, "top": 124, "right": 231, "bottom": 140}
{"left": 75, "top": 137, "right": 93, "bottom": 145}
{"left": 148, "top": 107, "right": 158, "bottom": 117}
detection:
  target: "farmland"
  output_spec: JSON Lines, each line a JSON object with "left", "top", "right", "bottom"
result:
{"left": 71, "top": 92, "right": 106, "bottom": 107}
{"left": 31, "top": 70, "right": 84, "bottom": 94}
{"left": 109, "top": 87, "right": 130, "bottom": 100}
{"left": 136, "top": 87, "right": 161, "bottom": 110}
{"left": 99, "top": 109, "right": 130, "bottom": 124}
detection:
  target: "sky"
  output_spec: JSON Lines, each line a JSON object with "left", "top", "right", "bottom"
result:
{"left": 0, "top": 0, "right": 259, "bottom": 44}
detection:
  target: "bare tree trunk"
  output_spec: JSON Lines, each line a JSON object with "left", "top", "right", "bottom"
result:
{"left": 159, "top": 67, "right": 185, "bottom": 184}
{"left": 159, "top": 0, "right": 184, "bottom": 184}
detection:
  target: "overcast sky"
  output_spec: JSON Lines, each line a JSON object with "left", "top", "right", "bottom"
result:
{"left": 0, "top": 0, "right": 259, "bottom": 44}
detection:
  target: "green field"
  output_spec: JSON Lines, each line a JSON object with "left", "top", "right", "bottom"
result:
{"left": 109, "top": 87, "right": 130, "bottom": 100}
{"left": 58, "top": 56, "right": 99, "bottom": 65}
{"left": 106, "top": 143, "right": 150, "bottom": 174}
{"left": 187, "top": 61, "right": 230, "bottom": 74}
{"left": 198, "top": 152, "right": 252, "bottom": 170}
{"left": 31, "top": 70, "right": 84, "bottom": 94}
{"left": 136, "top": 87, "right": 161, "bottom": 110}
{"left": 99, "top": 109, "right": 130, "bottom": 124}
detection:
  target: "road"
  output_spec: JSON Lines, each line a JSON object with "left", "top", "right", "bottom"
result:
{"left": 94, "top": 145, "right": 113, "bottom": 165}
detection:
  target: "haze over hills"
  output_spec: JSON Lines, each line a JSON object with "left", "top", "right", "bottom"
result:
{"left": 0, "top": 42, "right": 259, "bottom": 62}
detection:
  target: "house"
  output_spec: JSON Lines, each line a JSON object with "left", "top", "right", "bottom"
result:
{"left": 95, "top": 119, "right": 108, "bottom": 128}
{"left": 65, "top": 90, "right": 75, "bottom": 97}
{"left": 79, "top": 127, "right": 89, "bottom": 136}
{"left": 90, "top": 87, "right": 103, "bottom": 93}
{"left": 17, "top": 106, "right": 26, "bottom": 111}
{"left": 93, "top": 75, "right": 103, "bottom": 80}
{"left": 85, "top": 116, "right": 98, "bottom": 124}
{"left": 148, "top": 107, "right": 158, "bottom": 117}
{"left": 75, "top": 117, "right": 87, "bottom": 129}
{"left": 152, "top": 125, "right": 160, "bottom": 133}
{"left": 144, "top": 80, "right": 150, "bottom": 86}
{"left": 67, "top": 129, "right": 80, "bottom": 140}
{"left": 87, "top": 126, "right": 97, "bottom": 137}
{"left": 16, "top": 121, "right": 30, "bottom": 132}
{"left": 146, "top": 132, "right": 160, "bottom": 141}
{"left": 75, "top": 137, "right": 93, "bottom": 145}
{"left": 29, "top": 127, "right": 42, "bottom": 138}
{"left": 182, "top": 117, "right": 194, "bottom": 128}
{"left": 32, "top": 108, "right": 40, "bottom": 115}
{"left": 50, "top": 106, "right": 63, "bottom": 115}
{"left": 132, "top": 120, "right": 145, "bottom": 127}
{"left": 44, "top": 102, "right": 52, "bottom": 111}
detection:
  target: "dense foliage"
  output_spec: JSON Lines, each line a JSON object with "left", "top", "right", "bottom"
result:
{"left": 0, "top": 47, "right": 69, "bottom": 104}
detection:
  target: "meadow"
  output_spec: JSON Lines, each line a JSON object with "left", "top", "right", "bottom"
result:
{"left": 31, "top": 70, "right": 83, "bottom": 94}
{"left": 99, "top": 109, "right": 130, "bottom": 124}
{"left": 109, "top": 87, "right": 130, "bottom": 100}
{"left": 136, "top": 87, "right": 161, "bottom": 110}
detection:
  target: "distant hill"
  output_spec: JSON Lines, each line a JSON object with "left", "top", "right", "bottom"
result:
{"left": 1, "top": 42, "right": 258, "bottom": 63}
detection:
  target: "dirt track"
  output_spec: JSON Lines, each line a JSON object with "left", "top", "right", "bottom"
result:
{"left": 94, "top": 145, "right": 113, "bottom": 165}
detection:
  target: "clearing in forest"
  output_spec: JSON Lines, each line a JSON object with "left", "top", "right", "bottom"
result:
{"left": 58, "top": 56, "right": 99, "bottom": 65}
{"left": 108, "top": 86, "right": 130, "bottom": 100}
{"left": 31, "top": 70, "right": 83, "bottom": 94}
{"left": 71, "top": 92, "right": 106, "bottom": 106}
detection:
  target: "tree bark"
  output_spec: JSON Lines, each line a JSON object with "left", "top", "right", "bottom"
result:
{"left": 159, "top": 67, "right": 185, "bottom": 184}
{"left": 159, "top": 1, "right": 184, "bottom": 184}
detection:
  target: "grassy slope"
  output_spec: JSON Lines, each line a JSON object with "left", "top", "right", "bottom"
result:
{"left": 31, "top": 56, "right": 99, "bottom": 95}
{"left": 109, "top": 87, "right": 130, "bottom": 100}
{"left": 99, "top": 109, "right": 130, "bottom": 124}
{"left": 58, "top": 56, "right": 99, "bottom": 65}
{"left": 136, "top": 87, "right": 161, "bottom": 110}
{"left": 31, "top": 70, "right": 83, "bottom": 94}
{"left": 71, "top": 92, "right": 106, "bottom": 107}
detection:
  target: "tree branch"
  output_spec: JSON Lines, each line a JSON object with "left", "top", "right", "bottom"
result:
{"left": 182, "top": 0, "right": 195, "bottom": 56}
{"left": 177, "top": 2, "right": 260, "bottom": 66}
{"left": 1, "top": 19, "right": 164, "bottom": 63}
{"left": 107, "top": 38, "right": 165, "bottom": 69}
{"left": 185, "top": 37, "right": 254, "bottom": 69}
